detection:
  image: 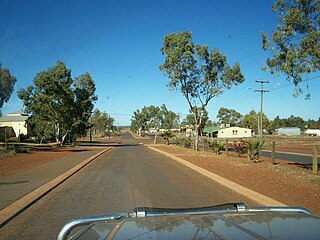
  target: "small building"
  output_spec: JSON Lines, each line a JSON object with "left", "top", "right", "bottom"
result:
{"left": 305, "top": 129, "right": 320, "bottom": 137}
{"left": 217, "top": 126, "right": 252, "bottom": 138}
{"left": 0, "top": 112, "right": 29, "bottom": 137}
{"left": 276, "top": 127, "right": 301, "bottom": 136}
{"left": 203, "top": 126, "right": 251, "bottom": 139}
{"left": 203, "top": 126, "right": 223, "bottom": 138}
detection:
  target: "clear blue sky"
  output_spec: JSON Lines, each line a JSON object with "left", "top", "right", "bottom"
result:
{"left": 1, "top": 0, "right": 319, "bottom": 125}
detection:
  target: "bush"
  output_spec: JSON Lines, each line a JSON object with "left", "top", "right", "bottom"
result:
{"left": 18, "top": 133, "right": 28, "bottom": 142}
{"left": 0, "top": 146, "right": 17, "bottom": 158}
{"left": 245, "top": 140, "right": 264, "bottom": 163}
{"left": 175, "top": 137, "right": 193, "bottom": 148}
{"left": 161, "top": 131, "right": 175, "bottom": 145}
{"left": 209, "top": 140, "right": 225, "bottom": 154}
{"left": 230, "top": 140, "right": 247, "bottom": 157}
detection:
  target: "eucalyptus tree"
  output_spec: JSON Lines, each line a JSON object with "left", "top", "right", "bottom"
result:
{"left": 0, "top": 63, "right": 17, "bottom": 112}
{"left": 18, "top": 61, "right": 97, "bottom": 144}
{"left": 261, "top": 0, "right": 319, "bottom": 97}
{"left": 159, "top": 104, "right": 180, "bottom": 130}
{"left": 91, "top": 109, "right": 107, "bottom": 136}
{"left": 160, "top": 31, "right": 245, "bottom": 150}
{"left": 130, "top": 104, "right": 180, "bottom": 142}
{"left": 185, "top": 107, "right": 209, "bottom": 134}
{"left": 240, "top": 110, "right": 271, "bottom": 134}
{"left": 216, "top": 107, "right": 242, "bottom": 125}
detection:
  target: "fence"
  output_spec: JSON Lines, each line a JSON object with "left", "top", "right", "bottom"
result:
{"left": 170, "top": 135, "right": 320, "bottom": 175}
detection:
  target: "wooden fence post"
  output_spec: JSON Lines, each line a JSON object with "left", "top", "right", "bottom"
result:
{"left": 271, "top": 141, "right": 276, "bottom": 165}
{"left": 203, "top": 139, "right": 205, "bottom": 152}
{"left": 226, "top": 139, "right": 228, "bottom": 156}
{"left": 313, "top": 143, "right": 318, "bottom": 175}
{"left": 4, "top": 127, "right": 8, "bottom": 149}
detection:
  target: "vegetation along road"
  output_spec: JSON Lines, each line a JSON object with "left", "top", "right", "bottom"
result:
{"left": 0, "top": 133, "right": 256, "bottom": 239}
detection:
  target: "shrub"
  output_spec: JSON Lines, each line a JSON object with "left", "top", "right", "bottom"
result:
{"left": 161, "top": 131, "right": 175, "bottom": 145}
{"left": 175, "top": 137, "right": 193, "bottom": 148}
{"left": 0, "top": 146, "right": 17, "bottom": 158}
{"left": 245, "top": 140, "right": 264, "bottom": 163}
{"left": 231, "top": 140, "right": 247, "bottom": 157}
{"left": 209, "top": 141, "right": 225, "bottom": 154}
{"left": 18, "top": 133, "right": 28, "bottom": 142}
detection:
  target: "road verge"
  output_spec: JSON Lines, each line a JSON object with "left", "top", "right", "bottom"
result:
{"left": 0, "top": 147, "right": 112, "bottom": 228}
{"left": 148, "top": 146, "right": 286, "bottom": 207}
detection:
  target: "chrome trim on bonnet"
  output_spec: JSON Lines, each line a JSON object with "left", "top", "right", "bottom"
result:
{"left": 245, "top": 206, "right": 313, "bottom": 215}
{"left": 57, "top": 212, "right": 130, "bottom": 240}
{"left": 56, "top": 203, "right": 315, "bottom": 240}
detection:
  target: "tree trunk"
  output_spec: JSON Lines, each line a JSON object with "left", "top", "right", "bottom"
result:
{"left": 55, "top": 123, "right": 60, "bottom": 144}
{"left": 194, "top": 110, "right": 204, "bottom": 151}
{"left": 194, "top": 125, "right": 199, "bottom": 151}
{"left": 61, "top": 130, "right": 69, "bottom": 146}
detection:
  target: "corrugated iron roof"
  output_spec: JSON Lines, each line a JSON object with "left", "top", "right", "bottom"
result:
{"left": 0, "top": 112, "right": 29, "bottom": 122}
{"left": 203, "top": 126, "right": 223, "bottom": 132}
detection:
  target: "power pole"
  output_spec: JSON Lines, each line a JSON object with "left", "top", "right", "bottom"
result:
{"left": 255, "top": 80, "right": 269, "bottom": 142}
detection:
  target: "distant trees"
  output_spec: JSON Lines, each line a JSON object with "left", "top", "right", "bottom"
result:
{"left": 261, "top": 0, "right": 319, "bottom": 96}
{"left": 306, "top": 118, "right": 320, "bottom": 129}
{"left": 160, "top": 31, "right": 244, "bottom": 150}
{"left": 238, "top": 112, "right": 319, "bottom": 133}
{"left": 270, "top": 115, "right": 316, "bottom": 131}
{"left": 18, "top": 61, "right": 97, "bottom": 144}
{"left": 216, "top": 107, "right": 242, "bottom": 126}
{"left": 130, "top": 104, "right": 179, "bottom": 133}
{"left": 185, "top": 108, "right": 209, "bottom": 134}
{"left": 0, "top": 63, "right": 17, "bottom": 115}
{"left": 239, "top": 110, "right": 271, "bottom": 133}
{"left": 91, "top": 109, "right": 115, "bottom": 137}
{"left": 131, "top": 105, "right": 161, "bottom": 133}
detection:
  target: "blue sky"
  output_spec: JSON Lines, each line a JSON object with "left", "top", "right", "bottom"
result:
{"left": 1, "top": 0, "right": 319, "bottom": 125}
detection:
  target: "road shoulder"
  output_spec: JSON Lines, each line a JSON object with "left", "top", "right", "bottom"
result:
{"left": 147, "top": 144, "right": 320, "bottom": 216}
{"left": 0, "top": 147, "right": 112, "bottom": 227}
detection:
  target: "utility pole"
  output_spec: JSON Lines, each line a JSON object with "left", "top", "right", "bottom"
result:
{"left": 255, "top": 80, "right": 269, "bottom": 142}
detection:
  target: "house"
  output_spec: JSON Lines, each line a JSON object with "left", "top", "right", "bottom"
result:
{"left": 203, "top": 126, "right": 251, "bottom": 139}
{"left": 276, "top": 127, "right": 301, "bottom": 136}
{"left": 203, "top": 126, "right": 223, "bottom": 138}
{"left": 217, "top": 126, "right": 252, "bottom": 138}
{"left": 305, "top": 129, "right": 320, "bottom": 137}
{"left": 0, "top": 112, "right": 29, "bottom": 137}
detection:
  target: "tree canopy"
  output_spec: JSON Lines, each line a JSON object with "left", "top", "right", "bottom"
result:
{"left": 0, "top": 63, "right": 17, "bottom": 112}
{"left": 239, "top": 110, "right": 271, "bottom": 134}
{"left": 18, "top": 61, "right": 97, "bottom": 144}
{"left": 216, "top": 107, "right": 242, "bottom": 125}
{"left": 160, "top": 31, "right": 245, "bottom": 149}
{"left": 185, "top": 107, "right": 209, "bottom": 131}
{"left": 130, "top": 104, "right": 179, "bottom": 133}
{"left": 261, "top": 0, "right": 320, "bottom": 96}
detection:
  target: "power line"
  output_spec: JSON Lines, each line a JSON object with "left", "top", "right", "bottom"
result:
{"left": 223, "top": 75, "right": 320, "bottom": 106}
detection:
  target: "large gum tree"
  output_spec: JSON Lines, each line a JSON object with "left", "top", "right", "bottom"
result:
{"left": 18, "top": 61, "right": 97, "bottom": 144}
{"left": 0, "top": 63, "right": 17, "bottom": 115}
{"left": 261, "top": 0, "right": 319, "bottom": 97}
{"left": 160, "top": 31, "right": 245, "bottom": 150}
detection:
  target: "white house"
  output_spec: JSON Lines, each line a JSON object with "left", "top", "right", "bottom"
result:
{"left": 0, "top": 112, "right": 29, "bottom": 137}
{"left": 305, "top": 129, "right": 320, "bottom": 137}
{"left": 217, "top": 126, "right": 252, "bottom": 138}
{"left": 276, "top": 127, "right": 301, "bottom": 136}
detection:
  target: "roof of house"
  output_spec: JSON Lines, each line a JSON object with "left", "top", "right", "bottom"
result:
{"left": 203, "top": 126, "right": 251, "bottom": 133}
{"left": 203, "top": 126, "right": 223, "bottom": 133}
{"left": 277, "top": 127, "right": 301, "bottom": 130}
{"left": 0, "top": 112, "right": 29, "bottom": 122}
